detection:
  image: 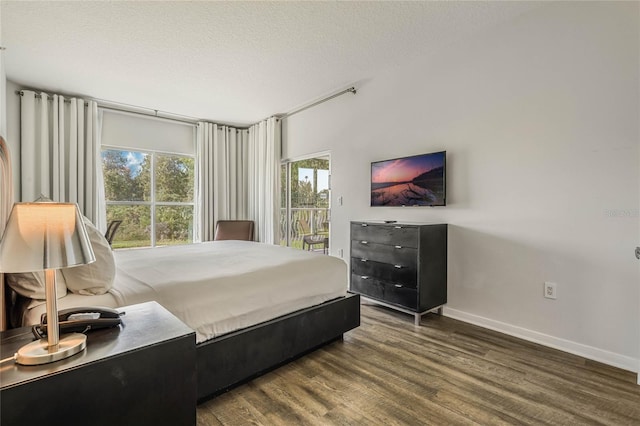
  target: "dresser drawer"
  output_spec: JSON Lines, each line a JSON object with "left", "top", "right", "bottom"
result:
{"left": 350, "top": 223, "right": 418, "bottom": 248}
{"left": 350, "top": 274, "right": 385, "bottom": 300}
{"left": 351, "top": 241, "right": 417, "bottom": 268}
{"left": 351, "top": 258, "right": 417, "bottom": 288}
{"left": 350, "top": 274, "right": 418, "bottom": 310}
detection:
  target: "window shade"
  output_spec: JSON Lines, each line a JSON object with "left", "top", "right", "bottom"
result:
{"left": 101, "top": 110, "right": 195, "bottom": 155}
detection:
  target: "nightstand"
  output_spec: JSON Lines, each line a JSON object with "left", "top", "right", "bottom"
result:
{"left": 0, "top": 301, "right": 196, "bottom": 426}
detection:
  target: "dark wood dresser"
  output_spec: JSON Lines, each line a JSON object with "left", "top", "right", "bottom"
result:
{"left": 350, "top": 221, "right": 447, "bottom": 325}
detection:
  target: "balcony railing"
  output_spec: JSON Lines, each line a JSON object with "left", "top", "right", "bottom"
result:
{"left": 280, "top": 207, "right": 330, "bottom": 249}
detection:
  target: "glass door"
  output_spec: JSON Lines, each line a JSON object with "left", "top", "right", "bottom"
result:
{"left": 280, "top": 155, "right": 330, "bottom": 253}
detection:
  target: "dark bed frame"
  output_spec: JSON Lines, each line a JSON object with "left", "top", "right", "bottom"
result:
{"left": 196, "top": 292, "right": 360, "bottom": 402}
{"left": 3, "top": 284, "right": 361, "bottom": 403}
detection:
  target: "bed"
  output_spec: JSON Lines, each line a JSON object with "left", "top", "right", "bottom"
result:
{"left": 6, "top": 241, "right": 360, "bottom": 401}
{"left": 0, "top": 138, "right": 360, "bottom": 402}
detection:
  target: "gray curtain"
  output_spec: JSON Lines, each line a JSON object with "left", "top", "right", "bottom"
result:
{"left": 196, "top": 117, "right": 280, "bottom": 243}
{"left": 196, "top": 122, "right": 248, "bottom": 241}
{"left": 19, "top": 90, "right": 106, "bottom": 232}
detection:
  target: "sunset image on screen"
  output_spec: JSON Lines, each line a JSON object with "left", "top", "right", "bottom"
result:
{"left": 371, "top": 151, "right": 445, "bottom": 206}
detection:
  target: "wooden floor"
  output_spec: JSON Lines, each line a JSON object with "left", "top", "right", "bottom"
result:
{"left": 197, "top": 302, "right": 640, "bottom": 425}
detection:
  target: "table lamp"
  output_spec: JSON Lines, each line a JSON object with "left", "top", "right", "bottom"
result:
{"left": 0, "top": 201, "right": 95, "bottom": 365}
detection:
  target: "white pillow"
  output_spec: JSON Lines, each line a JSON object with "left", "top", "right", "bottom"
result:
{"left": 62, "top": 217, "right": 116, "bottom": 295}
{"left": 6, "top": 270, "right": 68, "bottom": 300}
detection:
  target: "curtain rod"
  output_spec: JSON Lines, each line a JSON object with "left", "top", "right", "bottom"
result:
{"left": 98, "top": 105, "right": 198, "bottom": 127}
{"left": 16, "top": 90, "right": 251, "bottom": 129}
{"left": 16, "top": 85, "right": 358, "bottom": 128}
{"left": 279, "top": 87, "right": 357, "bottom": 119}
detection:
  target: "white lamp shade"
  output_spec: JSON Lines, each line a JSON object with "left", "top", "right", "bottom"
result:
{"left": 0, "top": 202, "right": 96, "bottom": 272}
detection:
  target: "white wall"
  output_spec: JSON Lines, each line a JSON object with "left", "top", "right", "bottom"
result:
{"left": 0, "top": 3, "right": 6, "bottom": 139}
{"left": 0, "top": 60, "right": 5, "bottom": 139}
{"left": 283, "top": 2, "right": 639, "bottom": 371}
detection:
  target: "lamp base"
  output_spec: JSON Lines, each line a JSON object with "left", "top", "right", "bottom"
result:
{"left": 15, "top": 333, "right": 87, "bottom": 365}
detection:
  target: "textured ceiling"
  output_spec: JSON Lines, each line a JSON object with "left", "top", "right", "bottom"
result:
{"left": 1, "top": 1, "right": 540, "bottom": 126}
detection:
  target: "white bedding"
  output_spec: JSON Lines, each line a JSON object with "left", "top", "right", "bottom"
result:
{"left": 24, "top": 241, "right": 347, "bottom": 343}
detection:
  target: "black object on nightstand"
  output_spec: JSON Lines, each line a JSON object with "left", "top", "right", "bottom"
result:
{"left": 0, "top": 301, "right": 196, "bottom": 426}
{"left": 350, "top": 221, "right": 447, "bottom": 326}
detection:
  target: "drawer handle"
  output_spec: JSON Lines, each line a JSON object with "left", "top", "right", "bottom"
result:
{"left": 394, "top": 245, "right": 402, "bottom": 249}
{"left": 361, "top": 241, "right": 368, "bottom": 245}
{"left": 361, "top": 223, "right": 368, "bottom": 227}
{"left": 360, "top": 259, "right": 368, "bottom": 262}
{"left": 394, "top": 265, "right": 402, "bottom": 269}
{"left": 394, "top": 226, "right": 402, "bottom": 229}
{"left": 361, "top": 275, "right": 369, "bottom": 280}
{"left": 394, "top": 284, "right": 403, "bottom": 288}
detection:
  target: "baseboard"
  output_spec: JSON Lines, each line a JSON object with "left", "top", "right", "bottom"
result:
{"left": 443, "top": 307, "right": 639, "bottom": 374}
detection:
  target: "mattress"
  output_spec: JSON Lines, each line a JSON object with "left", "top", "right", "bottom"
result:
{"left": 23, "top": 241, "right": 348, "bottom": 343}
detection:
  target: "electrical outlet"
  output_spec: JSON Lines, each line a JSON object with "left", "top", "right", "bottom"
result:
{"left": 338, "top": 248, "right": 343, "bottom": 258}
{"left": 544, "top": 282, "right": 557, "bottom": 299}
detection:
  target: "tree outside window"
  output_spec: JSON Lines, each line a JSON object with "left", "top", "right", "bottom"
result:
{"left": 102, "top": 148, "right": 194, "bottom": 249}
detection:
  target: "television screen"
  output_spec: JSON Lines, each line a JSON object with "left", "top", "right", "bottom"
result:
{"left": 371, "top": 151, "right": 446, "bottom": 207}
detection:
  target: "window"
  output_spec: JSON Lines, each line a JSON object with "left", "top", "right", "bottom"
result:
{"left": 280, "top": 155, "right": 330, "bottom": 252}
{"left": 102, "top": 148, "right": 195, "bottom": 249}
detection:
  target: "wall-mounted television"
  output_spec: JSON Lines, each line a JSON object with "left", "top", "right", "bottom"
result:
{"left": 371, "top": 151, "right": 446, "bottom": 207}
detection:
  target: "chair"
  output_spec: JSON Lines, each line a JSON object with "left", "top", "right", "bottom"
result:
{"left": 214, "top": 220, "right": 254, "bottom": 241}
{"left": 105, "top": 220, "right": 122, "bottom": 246}
{"left": 298, "top": 219, "right": 328, "bottom": 254}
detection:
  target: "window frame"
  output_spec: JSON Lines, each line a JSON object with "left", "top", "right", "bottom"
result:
{"left": 280, "top": 152, "right": 331, "bottom": 250}
{"left": 101, "top": 144, "right": 196, "bottom": 248}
